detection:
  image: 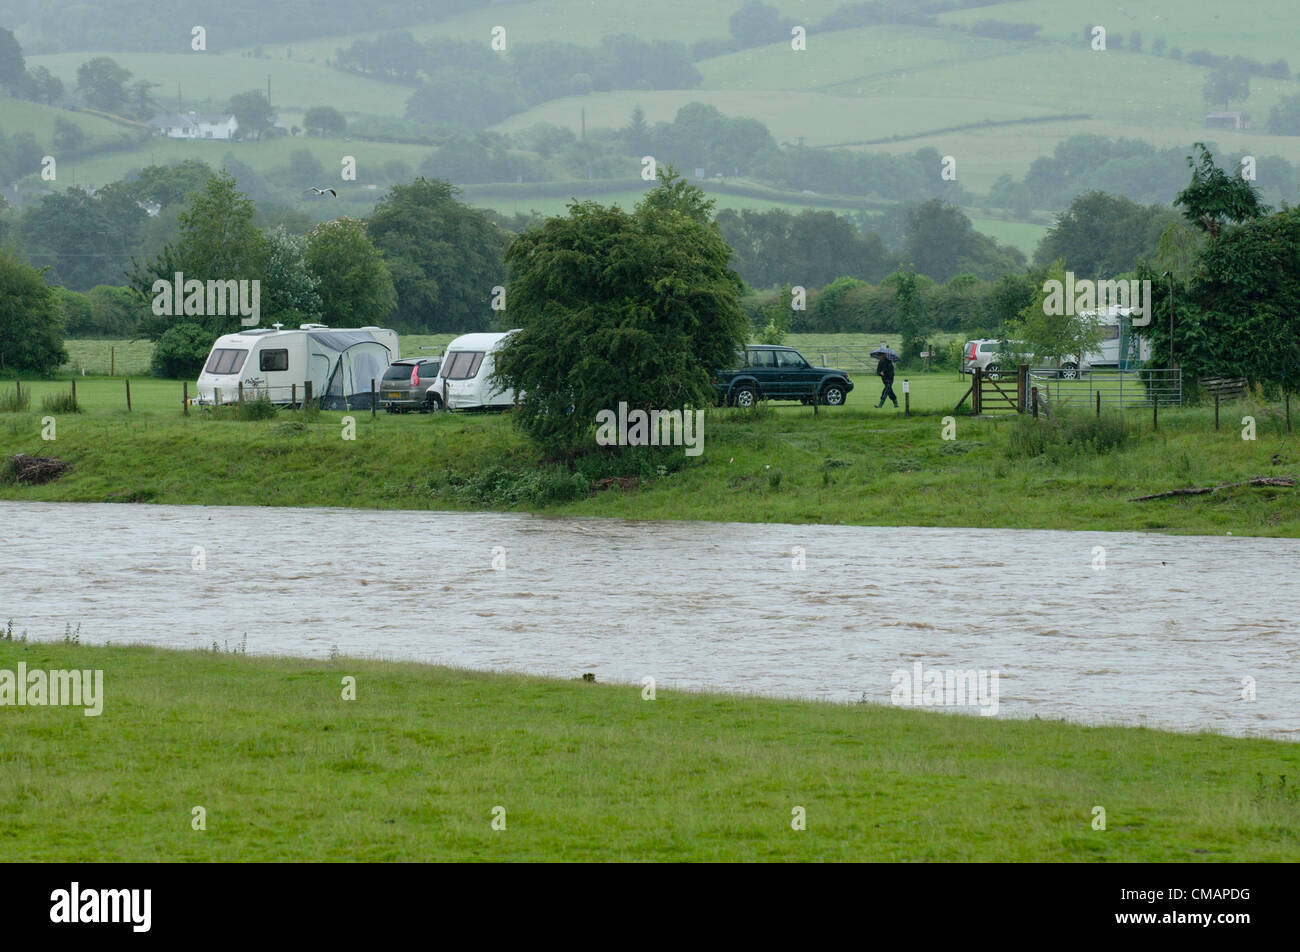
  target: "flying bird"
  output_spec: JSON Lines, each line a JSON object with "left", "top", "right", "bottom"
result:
{"left": 305, "top": 187, "right": 337, "bottom": 197}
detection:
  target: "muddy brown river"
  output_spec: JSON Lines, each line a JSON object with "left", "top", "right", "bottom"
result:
{"left": 2, "top": 501, "right": 1296, "bottom": 738}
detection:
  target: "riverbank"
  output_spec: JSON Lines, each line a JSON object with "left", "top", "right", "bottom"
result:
{"left": 2, "top": 639, "right": 1296, "bottom": 861}
{"left": 1, "top": 393, "right": 1296, "bottom": 535}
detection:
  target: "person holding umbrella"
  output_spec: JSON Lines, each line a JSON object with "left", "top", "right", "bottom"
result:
{"left": 871, "top": 342, "right": 900, "bottom": 408}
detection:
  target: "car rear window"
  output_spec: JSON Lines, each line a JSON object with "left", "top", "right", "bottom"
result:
{"left": 442, "top": 351, "right": 485, "bottom": 380}
{"left": 382, "top": 364, "right": 412, "bottom": 382}
{"left": 980, "top": 342, "right": 999, "bottom": 352}
{"left": 204, "top": 348, "right": 248, "bottom": 375}
{"left": 748, "top": 350, "right": 775, "bottom": 368}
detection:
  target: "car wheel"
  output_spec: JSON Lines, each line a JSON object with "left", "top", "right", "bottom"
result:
{"left": 1059, "top": 362, "right": 1078, "bottom": 380}
{"left": 821, "top": 383, "right": 846, "bottom": 406}
{"left": 985, "top": 363, "right": 1001, "bottom": 381}
{"left": 732, "top": 385, "right": 757, "bottom": 408}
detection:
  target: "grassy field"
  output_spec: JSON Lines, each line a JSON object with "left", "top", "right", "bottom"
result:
{"left": 1, "top": 639, "right": 1296, "bottom": 861}
{"left": 1, "top": 379, "right": 1295, "bottom": 536}
{"left": 0, "top": 97, "right": 142, "bottom": 149}
{"left": 938, "top": 0, "right": 1300, "bottom": 65}
{"left": 26, "top": 52, "right": 411, "bottom": 118}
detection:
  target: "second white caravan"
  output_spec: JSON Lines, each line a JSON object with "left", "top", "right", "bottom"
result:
{"left": 428, "top": 330, "right": 520, "bottom": 411}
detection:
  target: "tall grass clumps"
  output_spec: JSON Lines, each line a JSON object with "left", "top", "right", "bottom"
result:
{"left": 0, "top": 386, "right": 31, "bottom": 413}
{"left": 1006, "top": 411, "right": 1131, "bottom": 462}
{"left": 210, "top": 396, "right": 279, "bottom": 421}
{"left": 41, "top": 391, "right": 80, "bottom": 414}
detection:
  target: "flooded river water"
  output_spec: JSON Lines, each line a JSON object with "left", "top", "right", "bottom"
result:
{"left": 2, "top": 501, "right": 1296, "bottom": 738}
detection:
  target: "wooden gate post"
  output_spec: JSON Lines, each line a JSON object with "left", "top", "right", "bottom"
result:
{"left": 125, "top": 378, "right": 132, "bottom": 412}
{"left": 1017, "top": 364, "right": 1028, "bottom": 413}
{"left": 1031, "top": 386, "right": 1039, "bottom": 419}
{"left": 183, "top": 381, "right": 188, "bottom": 416}
{"left": 972, "top": 368, "right": 982, "bottom": 415}
{"left": 304, "top": 380, "right": 313, "bottom": 407}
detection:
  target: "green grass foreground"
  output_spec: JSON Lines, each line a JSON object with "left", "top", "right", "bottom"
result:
{"left": 1, "top": 640, "right": 1297, "bottom": 861}
{"left": 1, "top": 377, "right": 1296, "bottom": 536}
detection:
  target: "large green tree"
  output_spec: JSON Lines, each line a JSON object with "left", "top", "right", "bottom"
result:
{"left": 1175, "top": 143, "right": 1269, "bottom": 239}
{"left": 493, "top": 169, "right": 748, "bottom": 456}
{"left": 305, "top": 217, "right": 396, "bottom": 327}
{"left": 366, "top": 178, "right": 506, "bottom": 332}
{"left": 75, "top": 56, "right": 132, "bottom": 113}
{"left": 228, "top": 90, "right": 273, "bottom": 140}
{"left": 0, "top": 244, "right": 66, "bottom": 375}
{"left": 1034, "top": 191, "right": 1178, "bottom": 277}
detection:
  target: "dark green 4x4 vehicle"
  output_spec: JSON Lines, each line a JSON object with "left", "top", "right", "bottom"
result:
{"left": 713, "top": 345, "right": 854, "bottom": 407}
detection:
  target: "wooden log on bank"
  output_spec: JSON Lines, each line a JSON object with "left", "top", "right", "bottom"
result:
{"left": 1130, "top": 477, "right": 1295, "bottom": 501}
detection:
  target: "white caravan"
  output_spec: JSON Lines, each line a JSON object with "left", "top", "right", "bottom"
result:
{"left": 196, "top": 324, "right": 400, "bottom": 409}
{"left": 1080, "top": 306, "right": 1152, "bottom": 369}
{"left": 426, "top": 330, "right": 520, "bottom": 411}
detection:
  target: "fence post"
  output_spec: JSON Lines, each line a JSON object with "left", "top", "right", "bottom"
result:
{"left": 238, "top": 381, "right": 244, "bottom": 403}
{"left": 972, "top": 368, "right": 982, "bottom": 415}
{"left": 1017, "top": 364, "right": 1028, "bottom": 413}
{"left": 291, "top": 383, "right": 297, "bottom": 407}
{"left": 1288, "top": 392, "right": 1292, "bottom": 434}
{"left": 1031, "top": 386, "right": 1038, "bottom": 419}
{"left": 183, "top": 381, "right": 188, "bottom": 416}
{"left": 110, "top": 346, "right": 115, "bottom": 377}
{"left": 1096, "top": 391, "right": 1101, "bottom": 418}
{"left": 215, "top": 387, "right": 221, "bottom": 406}
{"left": 71, "top": 379, "right": 77, "bottom": 410}
{"left": 1214, "top": 393, "right": 1219, "bottom": 431}
{"left": 371, "top": 378, "right": 377, "bottom": 418}
{"left": 1152, "top": 392, "right": 1158, "bottom": 431}
{"left": 304, "top": 380, "right": 312, "bottom": 408}
{"left": 125, "top": 378, "right": 132, "bottom": 412}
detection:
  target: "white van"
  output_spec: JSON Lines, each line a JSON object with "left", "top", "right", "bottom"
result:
{"left": 426, "top": 330, "right": 520, "bottom": 411}
{"left": 196, "top": 324, "right": 400, "bottom": 409}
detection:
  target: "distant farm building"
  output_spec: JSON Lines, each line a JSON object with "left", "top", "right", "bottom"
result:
{"left": 148, "top": 111, "right": 239, "bottom": 139}
{"left": 1204, "top": 111, "right": 1250, "bottom": 130}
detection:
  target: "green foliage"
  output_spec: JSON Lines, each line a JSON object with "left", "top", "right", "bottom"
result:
{"left": 1033, "top": 191, "right": 1179, "bottom": 275}
{"left": 365, "top": 178, "right": 505, "bottom": 333}
{"left": 717, "top": 208, "right": 895, "bottom": 290}
{"left": 1175, "top": 144, "right": 1270, "bottom": 239}
{"left": 494, "top": 168, "right": 747, "bottom": 456}
{"left": 1203, "top": 69, "right": 1250, "bottom": 110}
{"left": 211, "top": 395, "right": 278, "bottom": 421}
{"left": 1008, "top": 259, "right": 1105, "bottom": 368}
{"left": 150, "top": 322, "right": 212, "bottom": 379}
{"left": 228, "top": 90, "right": 273, "bottom": 140}
{"left": 20, "top": 186, "right": 148, "bottom": 289}
{"left": 1175, "top": 206, "right": 1300, "bottom": 388}
{"left": 0, "top": 244, "right": 66, "bottom": 375}
{"left": 302, "top": 106, "right": 346, "bottom": 137}
{"left": 75, "top": 56, "right": 132, "bottom": 113}
{"left": 755, "top": 284, "right": 794, "bottom": 344}
{"left": 305, "top": 217, "right": 396, "bottom": 326}
{"left": 1267, "top": 92, "right": 1300, "bottom": 135}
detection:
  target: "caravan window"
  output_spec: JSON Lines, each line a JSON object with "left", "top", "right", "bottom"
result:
{"left": 259, "top": 349, "right": 289, "bottom": 372}
{"left": 204, "top": 348, "right": 248, "bottom": 375}
{"left": 1102, "top": 325, "right": 1120, "bottom": 340}
{"left": 443, "top": 351, "right": 485, "bottom": 380}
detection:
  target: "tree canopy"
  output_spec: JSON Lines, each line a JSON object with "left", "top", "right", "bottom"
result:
{"left": 493, "top": 169, "right": 748, "bottom": 456}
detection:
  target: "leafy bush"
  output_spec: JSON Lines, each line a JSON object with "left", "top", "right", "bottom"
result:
{"left": 211, "top": 395, "right": 278, "bottom": 421}
{"left": 151, "top": 322, "right": 214, "bottom": 379}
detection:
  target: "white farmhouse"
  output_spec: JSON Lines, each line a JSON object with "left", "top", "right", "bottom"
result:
{"left": 148, "top": 111, "right": 239, "bottom": 140}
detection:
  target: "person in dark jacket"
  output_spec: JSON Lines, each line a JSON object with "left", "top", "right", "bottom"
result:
{"left": 875, "top": 354, "right": 898, "bottom": 408}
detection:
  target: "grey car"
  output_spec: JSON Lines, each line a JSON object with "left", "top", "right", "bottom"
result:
{"left": 379, "top": 358, "right": 442, "bottom": 412}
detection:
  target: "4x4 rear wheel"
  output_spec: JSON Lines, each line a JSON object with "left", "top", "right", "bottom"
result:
{"left": 821, "top": 383, "right": 847, "bottom": 406}
{"left": 732, "top": 385, "right": 757, "bottom": 408}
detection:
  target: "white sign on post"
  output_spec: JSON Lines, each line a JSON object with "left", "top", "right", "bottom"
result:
{"left": 901, "top": 380, "right": 910, "bottom": 394}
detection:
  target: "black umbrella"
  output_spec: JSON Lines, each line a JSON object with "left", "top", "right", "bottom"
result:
{"left": 870, "top": 346, "right": 900, "bottom": 362}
